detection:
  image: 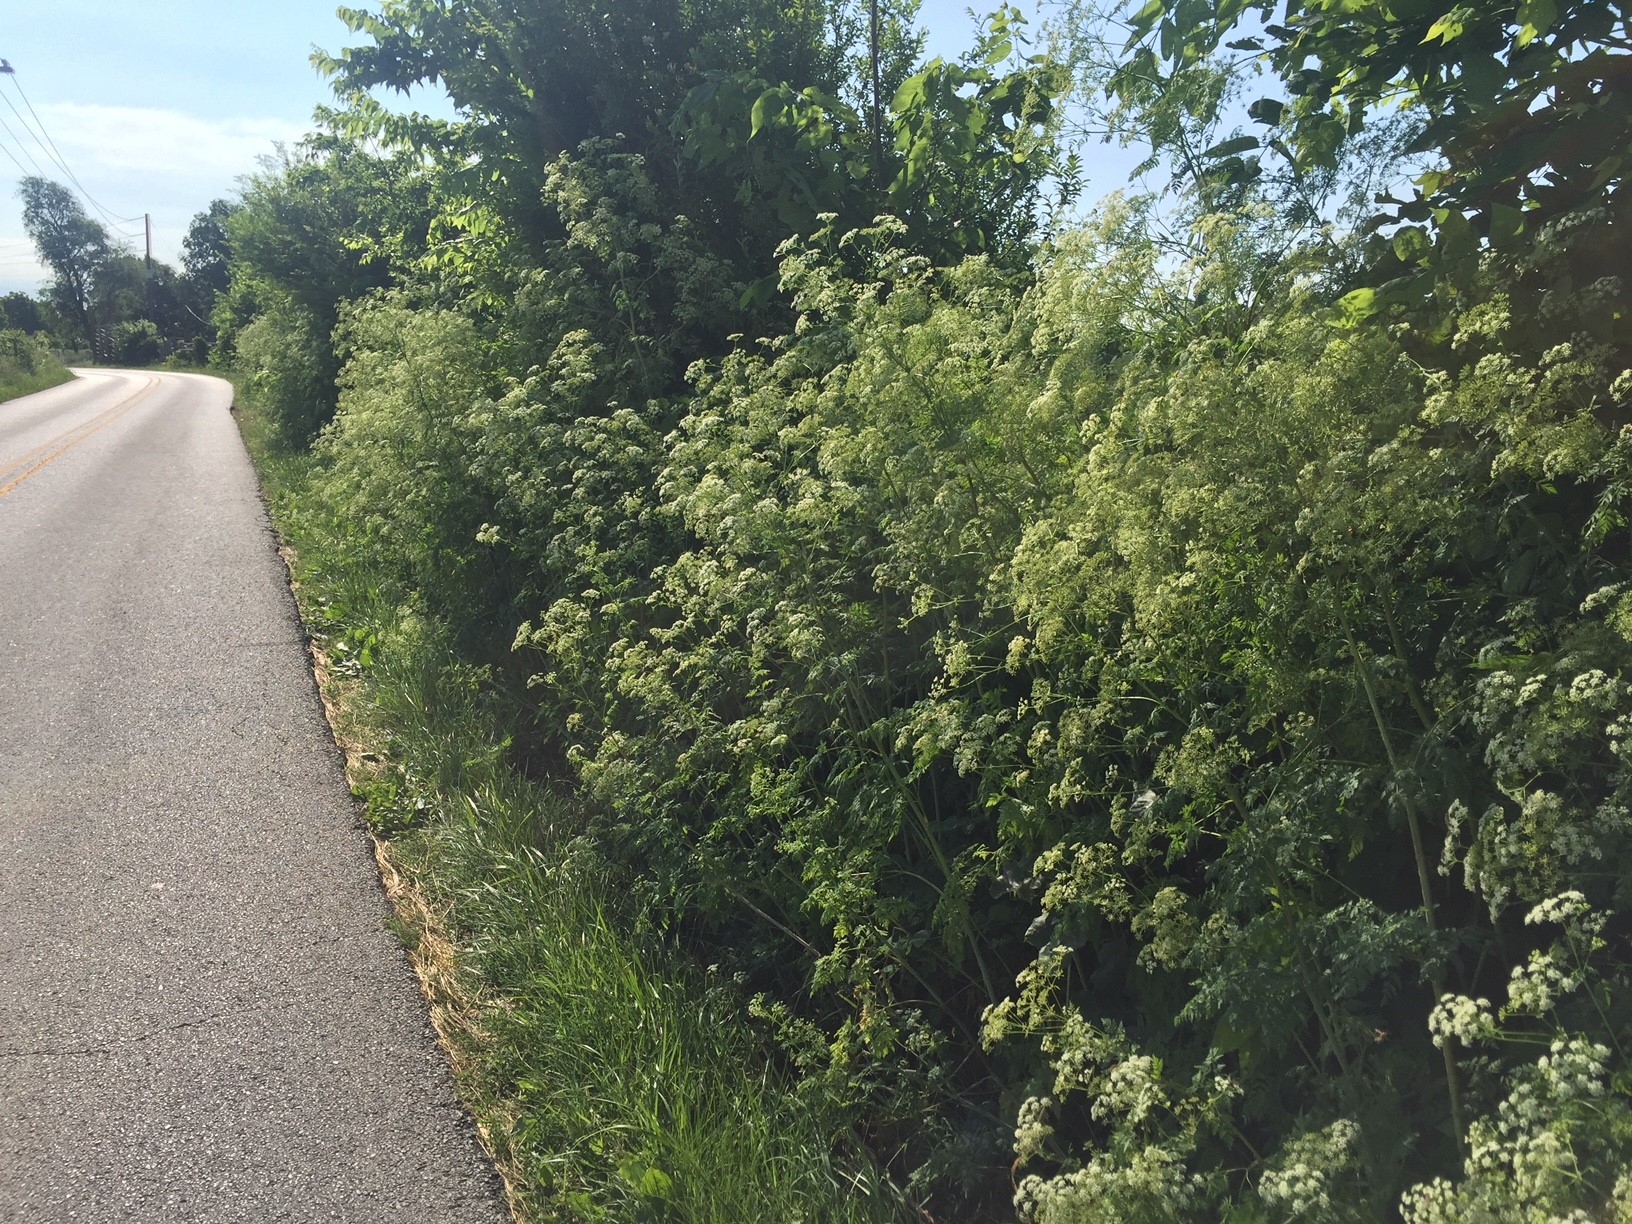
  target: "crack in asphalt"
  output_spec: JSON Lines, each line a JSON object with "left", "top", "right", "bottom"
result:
{"left": 0, "top": 1013, "right": 226, "bottom": 1061}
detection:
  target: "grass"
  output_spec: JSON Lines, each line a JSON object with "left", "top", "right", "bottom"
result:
{"left": 0, "top": 346, "right": 74, "bottom": 402}
{"left": 233, "top": 377, "right": 906, "bottom": 1224}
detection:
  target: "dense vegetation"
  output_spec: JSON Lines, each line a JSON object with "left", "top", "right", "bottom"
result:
{"left": 226, "top": 0, "right": 1632, "bottom": 1218}
{"left": 0, "top": 327, "right": 70, "bottom": 401}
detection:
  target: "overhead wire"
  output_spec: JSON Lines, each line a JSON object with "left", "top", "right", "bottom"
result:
{"left": 0, "top": 64, "right": 150, "bottom": 280}
{"left": 0, "top": 137, "right": 28, "bottom": 178}
{"left": 0, "top": 109, "right": 46, "bottom": 179}
{"left": 1, "top": 70, "right": 145, "bottom": 236}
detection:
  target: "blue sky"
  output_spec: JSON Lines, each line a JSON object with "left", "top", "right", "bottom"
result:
{"left": 0, "top": 0, "right": 1059, "bottom": 295}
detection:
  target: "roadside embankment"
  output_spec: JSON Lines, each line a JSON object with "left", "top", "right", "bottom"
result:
{"left": 0, "top": 330, "right": 72, "bottom": 402}
{"left": 232, "top": 376, "right": 905, "bottom": 1224}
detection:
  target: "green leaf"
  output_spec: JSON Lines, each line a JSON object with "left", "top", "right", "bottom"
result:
{"left": 1337, "top": 286, "right": 1379, "bottom": 325}
{"left": 1516, "top": 0, "right": 1556, "bottom": 46}
{"left": 750, "top": 88, "right": 781, "bottom": 138}
{"left": 1129, "top": 0, "right": 1165, "bottom": 37}
{"left": 1392, "top": 225, "right": 1431, "bottom": 263}
{"left": 892, "top": 71, "right": 928, "bottom": 112}
{"left": 617, "top": 1158, "right": 675, "bottom": 1200}
{"left": 1489, "top": 203, "right": 1525, "bottom": 248}
{"left": 1247, "top": 98, "right": 1284, "bottom": 124}
{"left": 1422, "top": 9, "right": 1467, "bottom": 44}
{"left": 640, "top": 1167, "right": 674, "bottom": 1199}
{"left": 1203, "top": 135, "right": 1260, "bottom": 159}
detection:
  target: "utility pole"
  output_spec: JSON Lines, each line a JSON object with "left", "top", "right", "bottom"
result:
{"left": 145, "top": 213, "right": 153, "bottom": 317}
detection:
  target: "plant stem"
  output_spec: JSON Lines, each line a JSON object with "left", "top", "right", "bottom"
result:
{"left": 1339, "top": 604, "right": 1467, "bottom": 1153}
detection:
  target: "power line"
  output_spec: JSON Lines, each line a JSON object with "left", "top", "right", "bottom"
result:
{"left": 0, "top": 90, "right": 58, "bottom": 184}
{"left": 0, "top": 110, "right": 46, "bottom": 180}
{"left": 0, "top": 64, "right": 145, "bottom": 233}
{"left": 0, "top": 135, "right": 27, "bottom": 178}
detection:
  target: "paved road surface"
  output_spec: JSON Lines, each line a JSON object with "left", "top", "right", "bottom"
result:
{"left": 0, "top": 371, "right": 507, "bottom": 1221}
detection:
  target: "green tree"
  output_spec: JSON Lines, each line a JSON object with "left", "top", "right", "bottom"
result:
{"left": 315, "top": 0, "right": 867, "bottom": 249}
{"left": 1114, "top": 0, "right": 1632, "bottom": 324}
{"left": 0, "top": 291, "right": 49, "bottom": 335}
{"left": 217, "top": 135, "right": 435, "bottom": 436}
{"left": 110, "top": 319, "right": 164, "bottom": 366}
{"left": 180, "top": 198, "right": 237, "bottom": 299}
{"left": 177, "top": 199, "right": 240, "bottom": 347}
{"left": 17, "top": 177, "right": 111, "bottom": 347}
{"left": 225, "top": 141, "right": 420, "bottom": 335}
{"left": 91, "top": 254, "right": 149, "bottom": 338}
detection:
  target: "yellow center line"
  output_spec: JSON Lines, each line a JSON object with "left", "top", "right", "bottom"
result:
{"left": 0, "top": 374, "right": 159, "bottom": 483}
{"left": 0, "top": 377, "right": 161, "bottom": 501}
{"left": 0, "top": 399, "right": 131, "bottom": 484}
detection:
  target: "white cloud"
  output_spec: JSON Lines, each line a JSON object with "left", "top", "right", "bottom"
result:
{"left": 0, "top": 103, "right": 314, "bottom": 283}
{"left": 35, "top": 102, "right": 308, "bottom": 189}
{"left": 0, "top": 232, "right": 49, "bottom": 292}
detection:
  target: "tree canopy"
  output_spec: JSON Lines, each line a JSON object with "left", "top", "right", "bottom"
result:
{"left": 18, "top": 176, "right": 111, "bottom": 347}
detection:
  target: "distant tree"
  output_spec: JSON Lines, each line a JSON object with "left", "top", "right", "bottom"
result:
{"left": 110, "top": 319, "right": 164, "bottom": 366}
{"left": 148, "top": 264, "right": 207, "bottom": 349}
{"left": 315, "top": 0, "right": 911, "bottom": 255}
{"left": 0, "top": 291, "right": 48, "bottom": 335}
{"left": 17, "top": 177, "right": 111, "bottom": 347}
{"left": 181, "top": 199, "right": 238, "bottom": 300}
{"left": 91, "top": 253, "right": 149, "bottom": 336}
{"left": 226, "top": 142, "right": 416, "bottom": 332}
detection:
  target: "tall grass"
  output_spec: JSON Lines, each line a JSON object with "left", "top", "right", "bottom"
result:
{"left": 0, "top": 330, "right": 72, "bottom": 402}
{"left": 236, "top": 383, "right": 905, "bottom": 1224}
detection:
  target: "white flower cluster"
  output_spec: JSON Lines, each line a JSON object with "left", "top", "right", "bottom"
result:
{"left": 1440, "top": 798, "right": 1471, "bottom": 878}
{"left": 1505, "top": 947, "right": 1583, "bottom": 1015}
{"left": 1526, "top": 791, "right": 1600, "bottom": 867}
{"left": 1609, "top": 711, "right": 1632, "bottom": 763}
{"left": 1451, "top": 791, "right": 1614, "bottom": 917}
{"left": 1015, "top": 1144, "right": 1202, "bottom": 1223}
{"left": 1579, "top": 582, "right": 1625, "bottom": 615}
{"left": 1039, "top": 1014, "right": 1177, "bottom": 1131}
{"left": 1047, "top": 1011, "right": 1120, "bottom": 1096}
{"left": 1008, "top": 1008, "right": 1241, "bottom": 1222}
{"left": 1428, "top": 993, "right": 1497, "bottom": 1049}
{"left": 1524, "top": 890, "right": 1597, "bottom": 931}
{"left": 1258, "top": 1118, "right": 1361, "bottom": 1220}
{"left": 1401, "top": 1038, "right": 1623, "bottom": 1223}
{"left": 1013, "top": 1095, "right": 1054, "bottom": 1163}
{"left": 1133, "top": 885, "right": 1198, "bottom": 970}
{"left": 1091, "top": 1055, "right": 1166, "bottom": 1126}
{"left": 1516, "top": 671, "right": 1551, "bottom": 706}
{"left": 1566, "top": 667, "right": 1621, "bottom": 709}
{"left": 1525, "top": 1039, "right": 1611, "bottom": 1111}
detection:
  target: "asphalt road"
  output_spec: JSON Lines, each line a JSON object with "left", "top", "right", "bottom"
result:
{"left": 0, "top": 371, "right": 507, "bottom": 1221}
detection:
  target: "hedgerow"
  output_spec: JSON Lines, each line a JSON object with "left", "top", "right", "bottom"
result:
{"left": 225, "top": 0, "right": 1632, "bottom": 1216}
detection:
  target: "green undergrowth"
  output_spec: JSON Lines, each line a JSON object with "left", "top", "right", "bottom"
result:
{"left": 0, "top": 330, "right": 72, "bottom": 401}
{"left": 234, "top": 382, "right": 904, "bottom": 1223}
